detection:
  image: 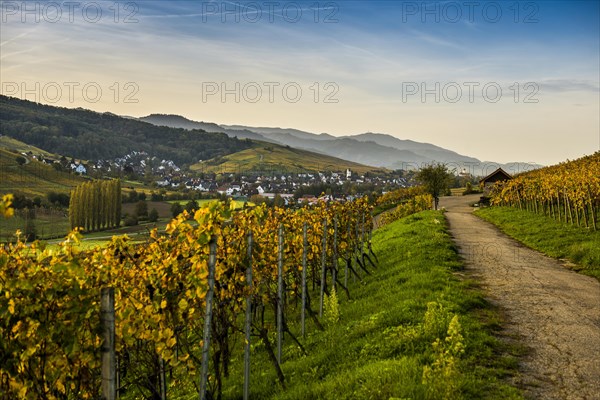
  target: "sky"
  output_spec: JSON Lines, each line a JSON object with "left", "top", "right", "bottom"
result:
{"left": 1, "top": 0, "right": 599, "bottom": 165}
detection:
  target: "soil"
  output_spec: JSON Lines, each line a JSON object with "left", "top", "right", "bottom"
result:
{"left": 440, "top": 194, "right": 600, "bottom": 400}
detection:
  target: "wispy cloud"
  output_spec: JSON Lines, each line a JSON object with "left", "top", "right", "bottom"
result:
{"left": 539, "top": 79, "right": 600, "bottom": 93}
{"left": 0, "top": 0, "right": 598, "bottom": 165}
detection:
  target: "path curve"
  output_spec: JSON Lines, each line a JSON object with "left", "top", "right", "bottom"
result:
{"left": 441, "top": 195, "right": 600, "bottom": 400}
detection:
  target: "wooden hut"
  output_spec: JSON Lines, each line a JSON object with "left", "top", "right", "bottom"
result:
{"left": 479, "top": 168, "right": 512, "bottom": 202}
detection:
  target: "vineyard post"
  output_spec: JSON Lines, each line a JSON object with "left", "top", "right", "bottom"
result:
{"left": 277, "top": 224, "right": 284, "bottom": 364}
{"left": 582, "top": 202, "right": 589, "bottom": 228}
{"left": 345, "top": 223, "right": 350, "bottom": 288}
{"left": 301, "top": 222, "right": 308, "bottom": 338}
{"left": 319, "top": 218, "right": 328, "bottom": 318}
{"left": 100, "top": 287, "right": 116, "bottom": 400}
{"left": 116, "top": 357, "right": 120, "bottom": 399}
{"left": 199, "top": 237, "right": 217, "bottom": 400}
{"left": 369, "top": 211, "right": 373, "bottom": 247}
{"left": 361, "top": 212, "right": 365, "bottom": 256}
{"left": 243, "top": 231, "right": 253, "bottom": 400}
{"left": 563, "top": 188, "right": 568, "bottom": 223}
{"left": 354, "top": 216, "right": 360, "bottom": 281}
{"left": 159, "top": 357, "right": 167, "bottom": 400}
{"left": 588, "top": 186, "right": 597, "bottom": 231}
{"left": 556, "top": 192, "right": 562, "bottom": 222}
{"left": 564, "top": 188, "right": 574, "bottom": 225}
{"left": 332, "top": 216, "right": 338, "bottom": 292}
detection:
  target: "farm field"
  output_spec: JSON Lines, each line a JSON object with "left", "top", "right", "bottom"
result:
{"left": 0, "top": 208, "right": 70, "bottom": 241}
{"left": 0, "top": 201, "right": 174, "bottom": 243}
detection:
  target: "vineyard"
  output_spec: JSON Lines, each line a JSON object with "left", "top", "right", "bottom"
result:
{"left": 376, "top": 186, "right": 433, "bottom": 226}
{"left": 0, "top": 194, "right": 394, "bottom": 399}
{"left": 488, "top": 152, "right": 600, "bottom": 230}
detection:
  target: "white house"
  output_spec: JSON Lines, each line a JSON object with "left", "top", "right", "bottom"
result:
{"left": 71, "top": 163, "right": 87, "bottom": 175}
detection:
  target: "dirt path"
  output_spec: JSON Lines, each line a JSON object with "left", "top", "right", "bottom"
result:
{"left": 440, "top": 195, "right": 600, "bottom": 400}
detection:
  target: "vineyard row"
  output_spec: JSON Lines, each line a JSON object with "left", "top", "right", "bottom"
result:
{"left": 1, "top": 196, "right": 416, "bottom": 399}
{"left": 489, "top": 152, "right": 600, "bottom": 230}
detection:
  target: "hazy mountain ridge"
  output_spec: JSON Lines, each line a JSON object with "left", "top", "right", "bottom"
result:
{"left": 141, "top": 115, "right": 491, "bottom": 170}
{"left": 0, "top": 96, "right": 541, "bottom": 177}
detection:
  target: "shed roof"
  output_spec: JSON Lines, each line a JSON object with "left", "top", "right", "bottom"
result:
{"left": 479, "top": 168, "right": 512, "bottom": 184}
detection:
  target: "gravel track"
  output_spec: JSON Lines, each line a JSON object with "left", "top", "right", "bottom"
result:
{"left": 441, "top": 195, "right": 600, "bottom": 400}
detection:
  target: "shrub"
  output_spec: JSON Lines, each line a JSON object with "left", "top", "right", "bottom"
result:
{"left": 171, "top": 202, "right": 183, "bottom": 218}
{"left": 463, "top": 182, "right": 473, "bottom": 195}
{"left": 124, "top": 214, "right": 138, "bottom": 226}
{"left": 148, "top": 208, "right": 159, "bottom": 223}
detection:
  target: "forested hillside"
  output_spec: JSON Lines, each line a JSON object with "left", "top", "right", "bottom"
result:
{"left": 0, "top": 96, "right": 252, "bottom": 165}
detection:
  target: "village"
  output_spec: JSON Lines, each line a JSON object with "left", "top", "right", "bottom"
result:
{"left": 19, "top": 149, "right": 413, "bottom": 205}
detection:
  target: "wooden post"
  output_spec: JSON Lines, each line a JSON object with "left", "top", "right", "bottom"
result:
{"left": 159, "top": 357, "right": 167, "bottom": 400}
{"left": 360, "top": 212, "right": 365, "bottom": 255}
{"left": 319, "top": 218, "right": 328, "bottom": 318}
{"left": 332, "top": 217, "right": 338, "bottom": 291}
{"left": 301, "top": 222, "right": 308, "bottom": 338}
{"left": 199, "top": 237, "right": 217, "bottom": 400}
{"left": 116, "top": 356, "right": 120, "bottom": 400}
{"left": 345, "top": 224, "right": 350, "bottom": 288}
{"left": 277, "top": 224, "right": 284, "bottom": 364}
{"left": 101, "top": 287, "right": 116, "bottom": 400}
{"left": 243, "top": 231, "right": 253, "bottom": 400}
{"left": 354, "top": 217, "right": 360, "bottom": 281}
{"left": 589, "top": 189, "right": 597, "bottom": 231}
{"left": 369, "top": 213, "right": 373, "bottom": 245}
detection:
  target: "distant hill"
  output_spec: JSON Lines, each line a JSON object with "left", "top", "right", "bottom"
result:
{"left": 139, "top": 114, "right": 226, "bottom": 133}
{"left": 142, "top": 115, "right": 544, "bottom": 174}
{"left": 346, "top": 133, "right": 479, "bottom": 164}
{"left": 142, "top": 115, "right": 484, "bottom": 169}
{"left": 141, "top": 114, "right": 275, "bottom": 142}
{"left": 191, "top": 142, "right": 386, "bottom": 175}
{"left": 0, "top": 96, "right": 542, "bottom": 177}
{"left": 222, "top": 125, "right": 336, "bottom": 142}
{"left": 0, "top": 96, "right": 252, "bottom": 166}
{"left": 0, "top": 97, "right": 383, "bottom": 178}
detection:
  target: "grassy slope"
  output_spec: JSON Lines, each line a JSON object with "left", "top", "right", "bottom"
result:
{"left": 0, "top": 146, "right": 84, "bottom": 197}
{"left": 0, "top": 139, "right": 79, "bottom": 240}
{"left": 475, "top": 206, "right": 600, "bottom": 280}
{"left": 212, "top": 211, "right": 521, "bottom": 400}
{"left": 0, "top": 135, "right": 55, "bottom": 157}
{"left": 191, "top": 142, "right": 387, "bottom": 175}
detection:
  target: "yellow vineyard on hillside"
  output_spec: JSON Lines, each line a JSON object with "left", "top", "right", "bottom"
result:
{"left": 489, "top": 152, "right": 600, "bottom": 230}
{"left": 0, "top": 196, "right": 379, "bottom": 398}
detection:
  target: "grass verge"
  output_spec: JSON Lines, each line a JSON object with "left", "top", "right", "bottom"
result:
{"left": 475, "top": 206, "right": 600, "bottom": 280}
{"left": 208, "top": 211, "right": 522, "bottom": 400}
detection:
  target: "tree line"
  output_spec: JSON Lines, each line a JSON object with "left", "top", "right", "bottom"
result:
{"left": 69, "top": 180, "right": 121, "bottom": 231}
{"left": 0, "top": 95, "right": 252, "bottom": 165}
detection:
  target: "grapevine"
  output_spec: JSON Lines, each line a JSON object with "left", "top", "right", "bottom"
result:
{"left": 488, "top": 152, "right": 600, "bottom": 230}
{"left": 0, "top": 195, "right": 386, "bottom": 398}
